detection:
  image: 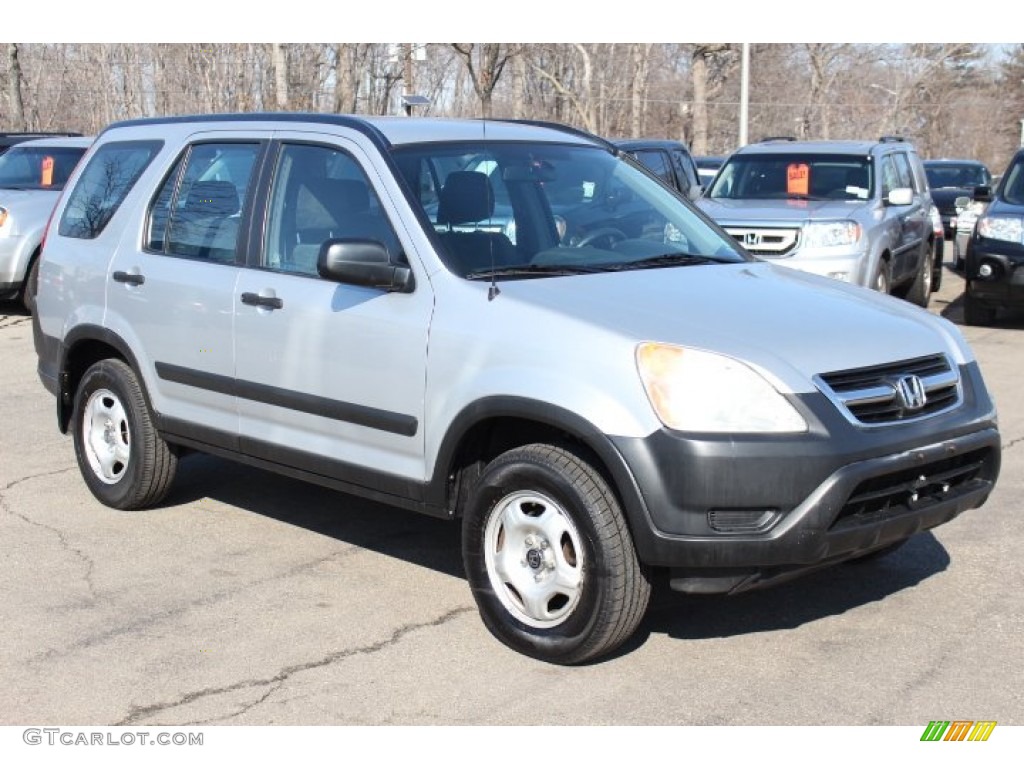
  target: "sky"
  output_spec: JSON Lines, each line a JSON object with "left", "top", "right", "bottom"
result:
{"left": 6, "top": 1, "right": 1015, "bottom": 45}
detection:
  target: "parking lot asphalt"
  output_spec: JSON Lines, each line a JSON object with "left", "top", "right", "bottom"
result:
{"left": 1, "top": 252, "right": 1021, "bottom": 726}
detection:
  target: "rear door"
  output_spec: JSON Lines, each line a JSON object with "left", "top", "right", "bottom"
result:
{"left": 105, "top": 134, "right": 267, "bottom": 443}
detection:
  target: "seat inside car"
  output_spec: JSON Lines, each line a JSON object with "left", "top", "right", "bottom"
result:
{"left": 436, "top": 171, "right": 518, "bottom": 274}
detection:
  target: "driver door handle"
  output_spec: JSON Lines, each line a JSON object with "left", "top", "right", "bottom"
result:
{"left": 240, "top": 292, "right": 283, "bottom": 310}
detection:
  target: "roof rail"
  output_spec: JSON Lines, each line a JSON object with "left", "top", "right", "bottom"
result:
{"left": 99, "top": 112, "right": 393, "bottom": 152}
{"left": 489, "top": 119, "right": 619, "bottom": 153}
{"left": 759, "top": 136, "right": 796, "bottom": 143}
{"left": 879, "top": 135, "right": 906, "bottom": 143}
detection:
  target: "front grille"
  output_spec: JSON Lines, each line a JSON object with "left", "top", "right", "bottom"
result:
{"left": 816, "top": 354, "right": 961, "bottom": 426}
{"left": 832, "top": 448, "right": 992, "bottom": 527}
{"left": 724, "top": 226, "right": 799, "bottom": 257}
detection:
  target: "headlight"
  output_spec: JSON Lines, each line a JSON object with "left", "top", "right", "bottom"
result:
{"left": 801, "top": 220, "right": 861, "bottom": 249}
{"left": 977, "top": 215, "right": 1023, "bottom": 244}
{"left": 636, "top": 343, "right": 807, "bottom": 433}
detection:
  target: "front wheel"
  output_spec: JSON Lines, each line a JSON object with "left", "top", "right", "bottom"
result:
{"left": 19, "top": 255, "right": 40, "bottom": 314}
{"left": 963, "top": 290, "right": 997, "bottom": 326}
{"left": 462, "top": 444, "right": 650, "bottom": 664}
{"left": 72, "top": 359, "right": 178, "bottom": 509}
{"left": 905, "top": 244, "right": 932, "bottom": 308}
{"left": 872, "top": 258, "right": 892, "bottom": 295}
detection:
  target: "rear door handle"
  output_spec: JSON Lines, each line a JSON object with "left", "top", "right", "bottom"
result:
{"left": 112, "top": 271, "right": 145, "bottom": 286}
{"left": 240, "top": 292, "right": 283, "bottom": 310}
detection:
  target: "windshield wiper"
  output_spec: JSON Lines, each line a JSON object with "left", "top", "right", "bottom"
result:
{"left": 605, "top": 254, "right": 730, "bottom": 271}
{"left": 466, "top": 263, "right": 606, "bottom": 280}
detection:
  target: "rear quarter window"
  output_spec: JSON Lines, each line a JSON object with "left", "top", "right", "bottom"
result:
{"left": 58, "top": 140, "right": 163, "bottom": 239}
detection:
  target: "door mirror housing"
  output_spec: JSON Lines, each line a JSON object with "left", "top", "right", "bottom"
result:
{"left": 317, "top": 239, "right": 415, "bottom": 293}
{"left": 885, "top": 187, "right": 913, "bottom": 206}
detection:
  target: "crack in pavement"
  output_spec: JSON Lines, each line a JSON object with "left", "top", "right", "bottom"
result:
{"left": 1002, "top": 435, "right": 1023, "bottom": 452}
{"left": 29, "top": 544, "right": 368, "bottom": 663}
{"left": 1, "top": 466, "right": 97, "bottom": 600}
{"left": 117, "top": 606, "right": 475, "bottom": 725}
{"left": 0, "top": 316, "right": 31, "bottom": 329}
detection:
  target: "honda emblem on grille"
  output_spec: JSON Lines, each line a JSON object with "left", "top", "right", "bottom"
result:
{"left": 743, "top": 232, "right": 762, "bottom": 247}
{"left": 895, "top": 375, "right": 927, "bottom": 411}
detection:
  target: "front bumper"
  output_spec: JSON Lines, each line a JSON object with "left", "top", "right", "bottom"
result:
{"left": 966, "top": 235, "right": 1024, "bottom": 308}
{"left": 610, "top": 362, "right": 1000, "bottom": 591}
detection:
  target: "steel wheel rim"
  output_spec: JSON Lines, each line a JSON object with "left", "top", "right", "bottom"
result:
{"left": 483, "top": 490, "right": 585, "bottom": 629}
{"left": 82, "top": 388, "right": 131, "bottom": 485}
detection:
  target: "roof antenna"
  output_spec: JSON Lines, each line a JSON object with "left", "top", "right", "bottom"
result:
{"left": 483, "top": 117, "right": 500, "bottom": 301}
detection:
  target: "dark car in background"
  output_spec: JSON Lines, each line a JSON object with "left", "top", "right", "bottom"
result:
{"left": 923, "top": 159, "right": 992, "bottom": 238}
{"left": 614, "top": 139, "right": 703, "bottom": 200}
{"left": 962, "top": 149, "right": 1024, "bottom": 325}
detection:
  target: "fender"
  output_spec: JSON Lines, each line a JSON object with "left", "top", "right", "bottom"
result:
{"left": 425, "top": 395, "right": 657, "bottom": 546}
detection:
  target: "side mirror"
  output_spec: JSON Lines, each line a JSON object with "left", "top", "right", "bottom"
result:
{"left": 317, "top": 239, "right": 414, "bottom": 293}
{"left": 886, "top": 187, "right": 913, "bottom": 206}
{"left": 972, "top": 185, "right": 993, "bottom": 203}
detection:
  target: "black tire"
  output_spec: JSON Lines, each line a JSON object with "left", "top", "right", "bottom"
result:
{"left": 72, "top": 359, "right": 178, "bottom": 510}
{"left": 905, "top": 244, "right": 932, "bottom": 308}
{"left": 462, "top": 443, "right": 650, "bottom": 665}
{"left": 19, "top": 254, "right": 40, "bottom": 314}
{"left": 872, "top": 258, "right": 892, "bottom": 295}
{"left": 963, "top": 290, "right": 997, "bottom": 327}
{"left": 931, "top": 242, "right": 943, "bottom": 292}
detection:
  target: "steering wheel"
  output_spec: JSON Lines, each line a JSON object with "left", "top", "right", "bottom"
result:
{"left": 574, "top": 227, "right": 627, "bottom": 249}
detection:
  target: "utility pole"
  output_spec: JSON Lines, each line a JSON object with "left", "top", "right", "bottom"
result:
{"left": 403, "top": 44, "right": 414, "bottom": 116}
{"left": 739, "top": 43, "right": 749, "bottom": 147}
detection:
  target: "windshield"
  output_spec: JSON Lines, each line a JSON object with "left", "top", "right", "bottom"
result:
{"left": 1000, "top": 158, "right": 1024, "bottom": 206}
{"left": 924, "top": 163, "right": 988, "bottom": 189}
{"left": 709, "top": 153, "right": 873, "bottom": 202}
{"left": 0, "top": 145, "right": 86, "bottom": 191}
{"left": 391, "top": 142, "right": 745, "bottom": 279}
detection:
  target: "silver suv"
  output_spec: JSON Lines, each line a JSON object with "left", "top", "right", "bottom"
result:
{"left": 0, "top": 136, "right": 92, "bottom": 311}
{"left": 698, "top": 137, "right": 941, "bottom": 307}
{"left": 34, "top": 115, "right": 1000, "bottom": 664}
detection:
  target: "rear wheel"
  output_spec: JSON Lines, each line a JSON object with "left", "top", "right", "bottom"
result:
{"left": 72, "top": 359, "right": 178, "bottom": 509}
{"left": 462, "top": 443, "right": 650, "bottom": 664}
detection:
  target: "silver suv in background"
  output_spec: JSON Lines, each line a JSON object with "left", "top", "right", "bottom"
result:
{"left": 34, "top": 115, "right": 999, "bottom": 664}
{"left": 698, "top": 137, "right": 940, "bottom": 307}
{"left": 0, "top": 136, "right": 92, "bottom": 312}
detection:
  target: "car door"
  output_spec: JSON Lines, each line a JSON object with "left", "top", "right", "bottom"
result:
{"left": 890, "top": 150, "right": 929, "bottom": 281}
{"left": 105, "top": 135, "right": 267, "bottom": 443}
{"left": 670, "top": 147, "right": 701, "bottom": 199}
{"left": 233, "top": 134, "right": 433, "bottom": 499}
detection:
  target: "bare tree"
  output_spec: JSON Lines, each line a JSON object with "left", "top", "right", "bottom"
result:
{"left": 7, "top": 43, "right": 26, "bottom": 131}
{"left": 450, "top": 43, "right": 515, "bottom": 118}
{"left": 690, "top": 44, "right": 735, "bottom": 154}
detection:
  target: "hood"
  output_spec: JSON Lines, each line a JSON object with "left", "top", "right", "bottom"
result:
{"left": 0, "top": 187, "right": 62, "bottom": 220}
{"left": 491, "top": 262, "right": 969, "bottom": 394}
{"left": 696, "top": 197, "right": 872, "bottom": 225}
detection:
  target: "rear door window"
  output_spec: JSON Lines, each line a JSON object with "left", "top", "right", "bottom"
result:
{"left": 146, "top": 143, "right": 261, "bottom": 263}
